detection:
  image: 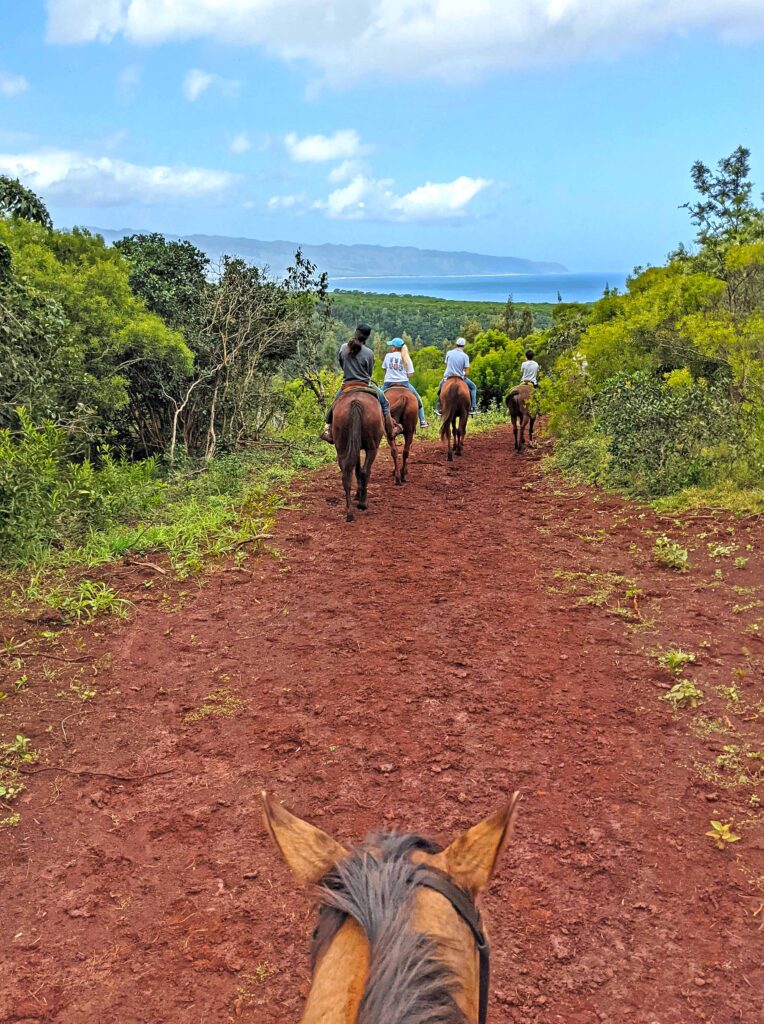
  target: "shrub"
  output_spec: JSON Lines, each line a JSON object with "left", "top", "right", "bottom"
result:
{"left": 654, "top": 535, "right": 690, "bottom": 571}
{"left": 594, "top": 370, "right": 738, "bottom": 496}
{"left": 546, "top": 433, "right": 612, "bottom": 485}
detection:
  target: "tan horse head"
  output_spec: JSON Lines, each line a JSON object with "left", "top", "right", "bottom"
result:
{"left": 263, "top": 791, "right": 521, "bottom": 1024}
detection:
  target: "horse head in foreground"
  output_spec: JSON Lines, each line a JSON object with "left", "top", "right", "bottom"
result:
{"left": 263, "top": 791, "right": 521, "bottom": 1024}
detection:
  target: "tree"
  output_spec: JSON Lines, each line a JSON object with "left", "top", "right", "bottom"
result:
{"left": 115, "top": 232, "right": 209, "bottom": 332}
{"left": 502, "top": 294, "right": 519, "bottom": 337}
{"left": 518, "top": 307, "right": 534, "bottom": 338}
{"left": 0, "top": 218, "right": 192, "bottom": 452}
{"left": 0, "top": 176, "right": 52, "bottom": 228}
{"left": 683, "top": 146, "right": 760, "bottom": 249}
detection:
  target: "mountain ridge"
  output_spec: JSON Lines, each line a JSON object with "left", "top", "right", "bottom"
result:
{"left": 91, "top": 227, "right": 567, "bottom": 278}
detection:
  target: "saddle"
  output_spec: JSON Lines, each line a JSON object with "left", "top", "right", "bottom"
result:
{"left": 339, "top": 381, "right": 380, "bottom": 397}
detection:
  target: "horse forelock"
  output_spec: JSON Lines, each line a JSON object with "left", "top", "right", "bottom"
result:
{"left": 312, "top": 832, "right": 467, "bottom": 1024}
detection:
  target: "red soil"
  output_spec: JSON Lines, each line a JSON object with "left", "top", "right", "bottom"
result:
{"left": 1, "top": 427, "right": 762, "bottom": 1023}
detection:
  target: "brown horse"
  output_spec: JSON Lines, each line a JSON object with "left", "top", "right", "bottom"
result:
{"left": 332, "top": 389, "right": 393, "bottom": 522}
{"left": 263, "top": 791, "right": 521, "bottom": 1024}
{"left": 439, "top": 377, "right": 470, "bottom": 461}
{"left": 384, "top": 386, "right": 419, "bottom": 483}
{"left": 506, "top": 384, "right": 536, "bottom": 453}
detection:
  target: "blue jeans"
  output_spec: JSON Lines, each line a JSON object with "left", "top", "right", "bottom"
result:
{"left": 326, "top": 382, "right": 390, "bottom": 423}
{"left": 440, "top": 376, "right": 478, "bottom": 410}
{"left": 381, "top": 381, "right": 427, "bottom": 424}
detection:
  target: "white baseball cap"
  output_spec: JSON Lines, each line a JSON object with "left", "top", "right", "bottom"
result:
{"left": 455, "top": 337, "right": 467, "bottom": 347}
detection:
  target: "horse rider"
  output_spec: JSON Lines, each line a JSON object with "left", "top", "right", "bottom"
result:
{"left": 436, "top": 337, "right": 478, "bottom": 415}
{"left": 518, "top": 348, "right": 540, "bottom": 388}
{"left": 320, "top": 324, "right": 403, "bottom": 445}
{"left": 381, "top": 338, "right": 430, "bottom": 428}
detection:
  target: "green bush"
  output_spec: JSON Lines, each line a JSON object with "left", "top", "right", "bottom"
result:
{"left": 546, "top": 433, "right": 612, "bottom": 485}
{"left": 0, "top": 411, "right": 165, "bottom": 563}
{"left": 594, "top": 370, "right": 738, "bottom": 496}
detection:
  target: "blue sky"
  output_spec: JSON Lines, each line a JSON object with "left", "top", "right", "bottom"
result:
{"left": 2, "top": 2, "right": 764, "bottom": 270}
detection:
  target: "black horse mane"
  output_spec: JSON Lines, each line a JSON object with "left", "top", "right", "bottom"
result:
{"left": 312, "top": 832, "right": 467, "bottom": 1024}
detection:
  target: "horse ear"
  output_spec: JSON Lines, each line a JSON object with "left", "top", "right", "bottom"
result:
{"left": 262, "top": 792, "right": 347, "bottom": 885}
{"left": 437, "top": 791, "right": 521, "bottom": 898}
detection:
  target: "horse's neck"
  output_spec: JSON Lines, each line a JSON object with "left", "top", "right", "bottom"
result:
{"left": 411, "top": 888, "right": 481, "bottom": 1022}
{"left": 302, "top": 918, "right": 369, "bottom": 1024}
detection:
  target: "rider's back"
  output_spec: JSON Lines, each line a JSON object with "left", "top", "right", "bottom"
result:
{"left": 339, "top": 342, "right": 374, "bottom": 382}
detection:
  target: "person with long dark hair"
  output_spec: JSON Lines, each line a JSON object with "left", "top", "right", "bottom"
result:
{"left": 321, "top": 324, "right": 402, "bottom": 444}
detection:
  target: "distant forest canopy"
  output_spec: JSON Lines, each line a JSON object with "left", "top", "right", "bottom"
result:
{"left": 330, "top": 289, "right": 555, "bottom": 346}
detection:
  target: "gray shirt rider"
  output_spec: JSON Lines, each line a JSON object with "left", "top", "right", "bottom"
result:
{"left": 339, "top": 342, "right": 374, "bottom": 382}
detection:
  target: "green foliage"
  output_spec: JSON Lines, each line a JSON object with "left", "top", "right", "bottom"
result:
{"left": 330, "top": 289, "right": 552, "bottom": 346}
{"left": 653, "top": 535, "right": 690, "bottom": 571}
{"left": 41, "top": 579, "right": 130, "bottom": 623}
{"left": 542, "top": 147, "right": 764, "bottom": 509}
{"left": 0, "top": 218, "right": 192, "bottom": 448}
{"left": 0, "top": 410, "right": 165, "bottom": 563}
{"left": 469, "top": 332, "right": 525, "bottom": 407}
{"left": 661, "top": 679, "right": 703, "bottom": 709}
{"left": 545, "top": 433, "right": 612, "bottom": 485}
{"left": 705, "top": 819, "right": 741, "bottom": 849}
{"left": 115, "top": 232, "right": 209, "bottom": 331}
{"left": 594, "top": 371, "right": 737, "bottom": 495}
{"left": 657, "top": 648, "right": 697, "bottom": 673}
{"left": 0, "top": 176, "right": 51, "bottom": 228}
{"left": 0, "top": 733, "right": 38, "bottom": 804}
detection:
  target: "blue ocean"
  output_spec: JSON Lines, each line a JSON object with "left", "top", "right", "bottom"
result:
{"left": 330, "top": 271, "right": 628, "bottom": 304}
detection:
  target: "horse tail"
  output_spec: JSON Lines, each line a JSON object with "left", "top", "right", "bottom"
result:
{"left": 507, "top": 391, "right": 521, "bottom": 418}
{"left": 345, "top": 399, "right": 363, "bottom": 469}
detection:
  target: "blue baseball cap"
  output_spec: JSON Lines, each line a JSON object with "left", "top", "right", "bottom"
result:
{"left": 390, "top": 337, "right": 404, "bottom": 348}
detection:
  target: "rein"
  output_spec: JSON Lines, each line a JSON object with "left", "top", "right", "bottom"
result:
{"left": 416, "top": 867, "right": 490, "bottom": 1024}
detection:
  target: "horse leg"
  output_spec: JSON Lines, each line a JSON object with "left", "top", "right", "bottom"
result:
{"left": 529, "top": 415, "right": 536, "bottom": 443}
{"left": 511, "top": 414, "right": 519, "bottom": 451}
{"left": 342, "top": 462, "right": 355, "bottom": 522}
{"left": 401, "top": 430, "right": 412, "bottom": 482}
{"left": 354, "top": 456, "right": 363, "bottom": 501}
{"left": 358, "top": 445, "right": 378, "bottom": 510}
{"left": 456, "top": 412, "right": 466, "bottom": 455}
{"left": 446, "top": 421, "right": 453, "bottom": 461}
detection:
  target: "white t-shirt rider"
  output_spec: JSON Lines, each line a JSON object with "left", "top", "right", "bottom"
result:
{"left": 520, "top": 359, "right": 539, "bottom": 384}
{"left": 382, "top": 352, "right": 410, "bottom": 384}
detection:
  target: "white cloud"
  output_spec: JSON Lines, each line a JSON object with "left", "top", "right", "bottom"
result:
{"left": 328, "top": 159, "right": 364, "bottom": 184}
{"left": 229, "top": 131, "right": 252, "bottom": 154}
{"left": 314, "top": 173, "right": 492, "bottom": 222}
{"left": 182, "top": 68, "right": 239, "bottom": 101}
{"left": 45, "top": 1, "right": 764, "bottom": 82}
{"left": 0, "top": 148, "right": 239, "bottom": 206}
{"left": 0, "top": 71, "right": 29, "bottom": 98}
{"left": 284, "top": 130, "right": 365, "bottom": 163}
{"left": 117, "top": 63, "right": 141, "bottom": 96}
{"left": 267, "top": 193, "right": 305, "bottom": 210}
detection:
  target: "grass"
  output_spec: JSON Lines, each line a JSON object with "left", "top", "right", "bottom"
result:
{"left": 184, "top": 687, "right": 243, "bottom": 723}
{"left": 3, "top": 438, "right": 334, "bottom": 579}
{"left": 0, "top": 733, "right": 37, "bottom": 804}
{"left": 550, "top": 569, "right": 640, "bottom": 617}
{"left": 653, "top": 484, "right": 764, "bottom": 517}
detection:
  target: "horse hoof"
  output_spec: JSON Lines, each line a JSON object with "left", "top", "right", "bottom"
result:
{"left": 346, "top": 513, "right": 354, "bottom": 522}
{"left": 357, "top": 503, "right": 367, "bottom": 511}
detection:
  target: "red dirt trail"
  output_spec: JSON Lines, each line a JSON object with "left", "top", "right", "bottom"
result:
{"left": 2, "top": 427, "right": 763, "bottom": 1024}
